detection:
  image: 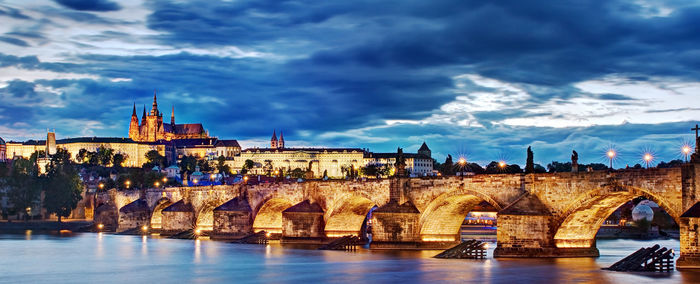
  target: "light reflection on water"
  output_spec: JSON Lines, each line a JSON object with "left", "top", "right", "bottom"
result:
{"left": 0, "top": 231, "right": 698, "bottom": 283}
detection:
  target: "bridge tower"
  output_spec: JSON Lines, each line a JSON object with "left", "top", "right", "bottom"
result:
{"left": 677, "top": 125, "right": 700, "bottom": 269}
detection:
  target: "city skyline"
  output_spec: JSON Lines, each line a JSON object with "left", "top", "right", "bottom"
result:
{"left": 1, "top": 1, "right": 700, "bottom": 167}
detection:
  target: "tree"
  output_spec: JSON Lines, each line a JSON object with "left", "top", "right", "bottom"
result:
{"left": 217, "top": 155, "right": 231, "bottom": 175}
{"left": 112, "top": 153, "right": 126, "bottom": 169}
{"left": 44, "top": 150, "right": 83, "bottom": 224}
{"left": 242, "top": 159, "right": 255, "bottom": 174}
{"left": 534, "top": 164, "right": 547, "bottom": 173}
{"left": 263, "top": 160, "right": 273, "bottom": 176}
{"left": 144, "top": 150, "right": 165, "bottom": 169}
{"left": 525, "top": 146, "right": 534, "bottom": 173}
{"left": 180, "top": 155, "right": 198, "bottom": 174}
{"left": 360, "top": 164, "right": 380, "bottom": 177}
{"left": 290, "top": 168, "right": 305, "bottom": 179}
{"left": 440, "top": 155, "right": 454, "bottom": 176}
{"left": 197, "top": 159, "right": 212, "bottom": 172}
{"left": 466, "top": 162, "right": 485, "bottom": 174}
{"left": 77, "top": 148, "right": 88, "bottom": 163}
{"left": 547, "top": 161, "right": 572, "bottom": 173}
{"left": 657, "top": 159, "right": 684, "bottom": 169}
{"left": 96, "top": 146, "right": 114, "bottom": 166}
{"left": 85, "top": 151, "right": 96, "bottom": 165}
{"left": 6, "top": 158, "right": 42, "bottom": 221}
{"left": 44, "top": 165, "right": 82, "bottom": 224}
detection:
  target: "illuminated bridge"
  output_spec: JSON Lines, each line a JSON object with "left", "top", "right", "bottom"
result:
{"left": 94, "top": 164, "right": 700, "bottom": 269}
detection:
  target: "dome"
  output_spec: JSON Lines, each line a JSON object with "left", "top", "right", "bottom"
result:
{"left": 632, "top": 204, "right": 654, "bottom": 221}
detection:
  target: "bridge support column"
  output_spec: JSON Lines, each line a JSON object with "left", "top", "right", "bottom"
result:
{"left": 161, "top": 200, "right": 195, "bottom": 235}
{"left": 211, "top": 197, "right": 253, "bottom": 240}
{"left": 369, "top": 200, "right": 421, "bottom": 249}
{"left": 677, "top": 216, "right": 700, "bottom": 269}
{"left": 117, "top": 199, "right": 150, "bottom": 232}
{"left": 281, "top": 200, "right": 325, "bottom": 242}
{"left": 494, "top": 193, "right": 599, "bottom": 258}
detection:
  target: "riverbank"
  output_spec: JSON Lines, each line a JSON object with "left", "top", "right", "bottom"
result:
{"left": 0, "top": 219, "right": 93, "bottom": 231}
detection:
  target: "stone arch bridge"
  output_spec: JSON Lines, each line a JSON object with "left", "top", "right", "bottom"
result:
{"left": 94, "top": 164, "right": 700, "bottom": 269}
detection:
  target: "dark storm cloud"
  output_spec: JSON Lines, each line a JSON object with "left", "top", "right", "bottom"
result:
{"left": 1, "top": 0, "right": 698, "bottom": 166}
{"left": 53, "top": 0, "right": 121, "bottom": 12}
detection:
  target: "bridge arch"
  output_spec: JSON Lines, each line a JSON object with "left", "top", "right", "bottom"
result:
{"left": 150, "top": 197, "right": 173, "bottom": 230}
{"left": 196, "top": 200, "right": 225, "bottom": 232}
{"left": 418, "top": 188, "right": 503, "bottom": 242}
{"left": 553, "top": 185, "right": 680, "bottom": 249}
{"left": 252, "top": 198, "right": 294, "bottom": 234}
{"left": 324, "top": 194, "right": 376, "bottom": 238}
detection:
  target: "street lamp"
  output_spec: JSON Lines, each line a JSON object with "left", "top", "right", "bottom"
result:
{"left": 154, "top": 182, "right": 160, "bottom": 188}
{"left": 125, "top": 180, "right": 131, "bottom": 189}
{"left": 643, "top": 153, "right": 653, "bottom": 169}
{"left": 607, "top": 150, "right": 616, "bottom": 169}
{"left": 98, "top": 183, "right": 104, "bottom": 191}
{"left": 683, "top": 145, "right": 692, "bottom": 162}
{"left": 243, "top": 176, "right": 249, "bottom": 184}
{"left": 458, "top": 157, "right": 466, "bottom": 178}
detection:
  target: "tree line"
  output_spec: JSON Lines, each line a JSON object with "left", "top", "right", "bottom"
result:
{"left": 0, "top": 148, "right": 82, "bottom": 223}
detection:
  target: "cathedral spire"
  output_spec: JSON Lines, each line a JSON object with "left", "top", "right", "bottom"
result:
{"left": 278, "top": 131, "right": 284, "bottom": 148}
{"left": 271, "top": 129, "right": 278, "bottom": 149}
{"left": 141, "top": 105, "right": 147, "bottom": 125}
{"left": 131, "top": 102, "right": 137, "bottom": 117}
{"left": 151, "top": 89, "right": 159, "bottom": 116}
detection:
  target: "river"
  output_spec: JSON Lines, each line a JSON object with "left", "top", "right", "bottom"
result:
{"left": 1, "top": 231, "right": 699, "bottom": 283}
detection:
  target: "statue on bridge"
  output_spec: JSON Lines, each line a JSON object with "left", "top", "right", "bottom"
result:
{"left": 571, "top": 150, "right": 579, "bottom": 173}
{"left": 394, "top": 147, "right": 407, "bottom": 177}
{"left": 692, "top": 124, "right": 700, "bottom": 163}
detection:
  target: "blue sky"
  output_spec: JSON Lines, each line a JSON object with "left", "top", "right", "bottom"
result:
{"left": 1, "top": 0, "right": 699, "bottom": 167}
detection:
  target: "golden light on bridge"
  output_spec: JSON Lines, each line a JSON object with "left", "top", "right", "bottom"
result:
{"left": 97, "top": 223, "right": 104, "bottom": 230}
{"left": 141, "top": 225, "right": 149, "bottom": 232}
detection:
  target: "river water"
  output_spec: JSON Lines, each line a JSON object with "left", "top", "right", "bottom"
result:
{"left": 1, "top": 232, "right": 699, "bottom": 283}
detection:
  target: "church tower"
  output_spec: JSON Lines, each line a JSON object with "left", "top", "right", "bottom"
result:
{"left": 418, "top": 141, "right": 431, "bottom": 158}
{"left": 271, "top": 130, "right": 278, "bottom": 149}
{"left": 171, "top": 105, "right": 175, "bottom": 126}
{"left": 278, "top": 131, "right": 285, "bottom": 148}
{"left": 129, "top": 103, "right": 140, "bottom": 140}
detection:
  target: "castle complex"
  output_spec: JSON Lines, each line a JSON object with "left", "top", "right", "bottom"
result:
{"left": 0, "top": 92, "right": 434, "bottom": 177}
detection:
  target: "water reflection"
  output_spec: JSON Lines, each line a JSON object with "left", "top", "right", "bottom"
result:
{"left": 0, "top": 233, "right": 699, "bottom": 284}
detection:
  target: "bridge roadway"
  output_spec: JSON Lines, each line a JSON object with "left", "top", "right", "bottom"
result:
{"left": 94, "top": 163, "right": 700, "bottom": 269}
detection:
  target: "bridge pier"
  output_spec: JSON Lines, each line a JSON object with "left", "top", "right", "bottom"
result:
{"left": 369, "top": 200, "right": 421, "bottom": 249}
{"left": 160, "top": 200, "right": 195, "bottom": 235}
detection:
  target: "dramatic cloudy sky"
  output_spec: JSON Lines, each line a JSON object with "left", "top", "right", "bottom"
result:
{"left": 1, "top": 0, "right": 699, "bottom": 167}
